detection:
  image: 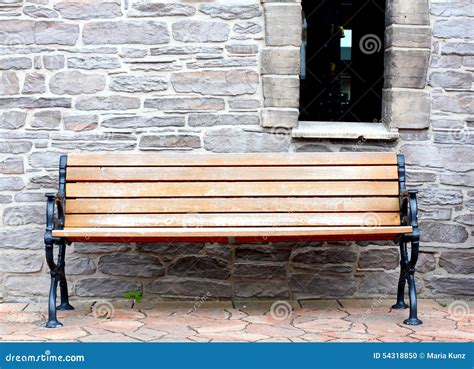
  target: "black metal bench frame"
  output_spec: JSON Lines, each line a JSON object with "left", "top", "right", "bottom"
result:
{"left": 44, "top": 154, "right": 422, "bottom": 328}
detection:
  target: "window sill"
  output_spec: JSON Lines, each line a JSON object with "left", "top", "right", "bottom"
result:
{"left": 291, "top": 121, "right": 399, "bottom": 141}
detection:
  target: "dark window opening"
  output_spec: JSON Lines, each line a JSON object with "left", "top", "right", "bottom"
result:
{"left": 300, "top": 0, "right": 386, "bottom": 122}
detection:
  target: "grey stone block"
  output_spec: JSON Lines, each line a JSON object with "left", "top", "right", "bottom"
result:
{"left": 0, "top": 227, "right": 43, "bottom": 250}
{"left": 199, "top": 4, "right": 261, "bottom": 20}
{"left": 67, "top": 56, "right": 120, "bottom": 70}
{"left": 171, "top": 70, "right": 258, "bottom": 96}
{"left": 0, "top": 111, "right": 25, "bottom": 129}
{"left": 424, "top": 276, "right": 474, "bottom": 295}
{"left": 434, "top": 18, "right": 474, "bottom": 39}
{"left": 0, "top": 97, "right": 71, "bottom": 109}
{"left": 3, "top": 204, "right": 43, "bottom": 225}
{"left": 234, "top": 262, "right": 286, "bottom": 278}
{"left": 440, "top": 252, "right": 474, "bottom": 274}
{"left": 420, "top": 222, "right": 468, "bottom": 244}
{"left": 382, "top": 90, "right": 430, "bottom": 129}
{"left": 290, "top": 274, "right": 357, "bottom": 298}
{"left": 168, "top": 255, "right": 230, "bottom": 279}
{"left": 384, "top": 49, "right": 429, "bottom": 88}
{"left": 235, "top": 279, "right": 289, "bottom": 298}
{"left": 83, "top": 21, "right": 169, "bottom": 45}
{"left": 54, "top": 0, "right": 122, "bottom": 20}
{"left": 50, "top": 71, "right": 105, "bottom": 95}
{"left": 76, "top": 96, "right": 140, "bottom": 110}
{"left": 23, "top": 5, "right": 58, "bottom": 18}
{"left": 172, "top": 20, "right": 230, "bottom": 42}
{"left": 22, "top": 73, "right": 45, "bottom": 94}
{"left": 35, "top": 21, "right": 79, "bottom": 45}
{"left": 75, "top": 277, "right": 142, "bottom": 298}
{"left": 260, "top": 108, "right": 299, "bottom": 128}
{"left": 139, "top": 134, "right": 201, "bottom": 150}
{"left": 261, "top": 47, "right": 300, "bottom": 74}
{"left": 386, "top": 0, "right": 429, "bottom": 25}
{"left": 146, "top": 277, "right": 231, "bottom": 298}
{"left": 358, "top": 248, "right": 399, "bottom": 270}
{"left": 99, "top": 254, "right": 165, "bottom": 278}
{"left": 102, "top": 116, "right": 184, "bottom": 129}
{"left": 128, "top": 2, "right": 195, "bottom": 17}
{"left": 188, "top": 113, "right": 259, "bottom": 127}
{"left": 0, "top": 71, "right": 18, "bottom": 95}
{"left": 145, "top": 97, "right": 225, "bottom": 111}
{"left": 263, "top": 76, "right": 299, "bottom": 107}
{"left": 291, "top": 247, "right": 358, "bottom": 264}
{"left": 429, "top": 71, "right": 472, "bottom": 90}
{"left": 204, "top": 127, "right": 290, "bottom": 152}
{"left": 110, "top": 75, "right": 167, "bottom": 93}
{"left": 264, "top": 4, "right": 301, "bottom": 46}
{"left": 233, "top": 21, "right": 262, "bottom": 34}
{"left": 0, "top": 252, "right": 43, "bottom": 272}
{"left": 31, "top": 110, "right": 61, "bottom": 130}
{"left": 385, "top": 26, "right": 431, "bottom": 49}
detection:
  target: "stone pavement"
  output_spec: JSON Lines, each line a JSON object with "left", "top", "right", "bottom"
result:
{"left": 0, "top": 299, "right": 472, "bottom": 342}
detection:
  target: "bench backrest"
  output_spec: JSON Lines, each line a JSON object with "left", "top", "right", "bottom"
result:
{"left": 63, "top": 152, "right": 402, "bottom": 229}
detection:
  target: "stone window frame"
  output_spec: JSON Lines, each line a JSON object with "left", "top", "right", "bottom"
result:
{"left": 260, "top": 0, "right": 432, "bottom": 138}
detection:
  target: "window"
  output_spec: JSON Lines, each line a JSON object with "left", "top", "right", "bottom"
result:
{"left": 300, "top": 0, "right": 386, "bottom": 123}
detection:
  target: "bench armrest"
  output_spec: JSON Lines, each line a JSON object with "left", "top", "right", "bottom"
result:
{"left": 44, "top": 192, "right": 66, "bottom": 245}
{"left": 400, "top": 190, "right": 419, "bottom": 233}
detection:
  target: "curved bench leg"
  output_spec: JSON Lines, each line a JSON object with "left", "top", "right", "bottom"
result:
{"left": 404, "top": 238, "right": 422, "bottom": 325}
{"left": 45, "top": 243, "right": 62, "bottom": 328}
{"left": 57, "top": 243, "right": 74, "bottom": 311}
{"left": 392, "top": 239, "right": 409, "bottom": 309}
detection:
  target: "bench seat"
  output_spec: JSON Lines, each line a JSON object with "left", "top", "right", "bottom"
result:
{"left": 44, "top": 152, "right": 422, "bottom": 328}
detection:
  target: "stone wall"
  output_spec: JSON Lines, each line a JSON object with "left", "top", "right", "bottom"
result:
{"left": 0, "top": 0, "right": 472, "bottom": 303}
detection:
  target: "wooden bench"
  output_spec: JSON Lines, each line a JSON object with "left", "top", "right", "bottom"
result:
{"left": 44, "top": 152, "right": 422, "bottom": 327}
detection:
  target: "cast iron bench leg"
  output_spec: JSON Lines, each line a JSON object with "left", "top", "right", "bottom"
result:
{"left": 56, "top": 243, "right": 74, "bottom": 311}
{"left": 45, "top": 243, "right": 62, "bottom": 328}
{"left": 404, "top": 236, "right": 422, "bottom": 325}
{"left": 392, "top": 239, "right": 409, "bottom": 310}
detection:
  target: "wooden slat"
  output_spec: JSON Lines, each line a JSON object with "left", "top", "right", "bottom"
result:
{"left": 66, "top": 165, "right": 398, "bottom": 182}
{"left": 52, "top": 226, "right": 413, "bottom": 239}
{"left": 66, "top": 181, "right": 399, "bottom": 198}
{"left": 64, "top": 212, "right": 401, "bottom": 228}
{"left": 66, "top": 152, "right": 398, "bottom": 167}
{"left": 65, "top": 197, "right": 400, "bottom": 214}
